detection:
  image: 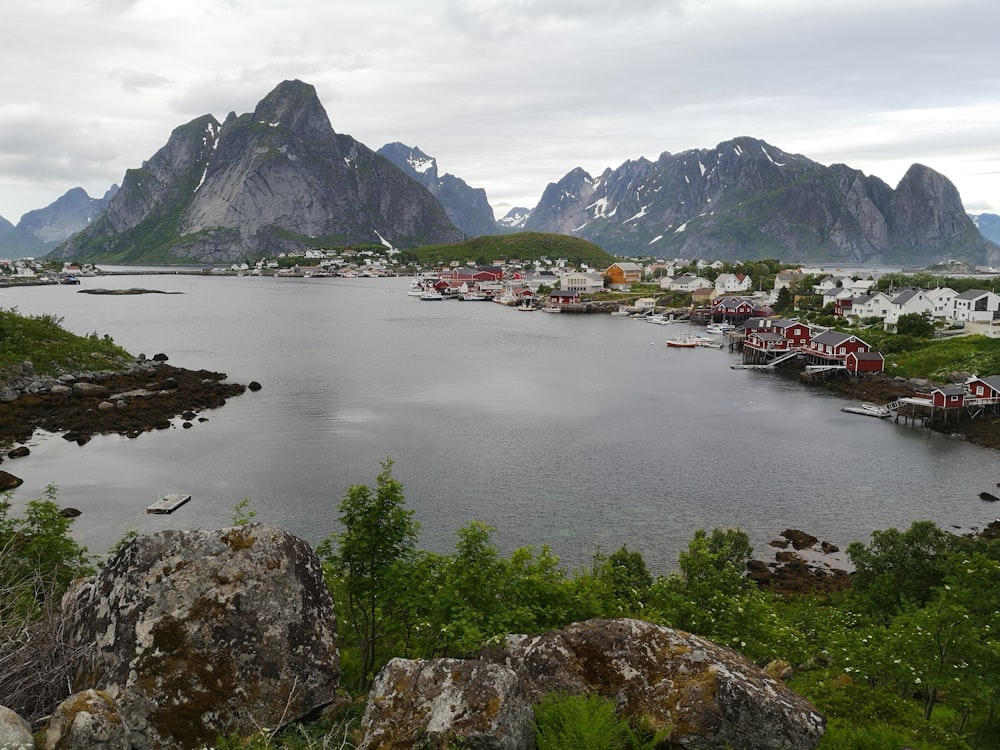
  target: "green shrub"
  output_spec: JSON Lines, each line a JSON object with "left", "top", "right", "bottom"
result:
{"left": 533, "top": 692, "right": 669, "bottom": 750}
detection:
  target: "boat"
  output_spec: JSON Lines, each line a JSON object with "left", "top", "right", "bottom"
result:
{"left": 841, "top": 402, "right": 891, "bottom": 418}
{"left": 665, "top": 337, "right": 699, "bottom": 348}
{"left": 419, "top": 291, "right": 444, "bottom": 301}
{"left": 706, "top": 322, "right": 736, "bottom": 334}
{"left": 517, "top": 302, "right": 536, "bottom": 311}
{"left": 459, "top": 292, "right": 489, "bottom": 301}
{"left": 146, "top": 493, "right": 192, "bottom": 514}
{"left": 540, "top": 306, "right": 561, "bottom": 313}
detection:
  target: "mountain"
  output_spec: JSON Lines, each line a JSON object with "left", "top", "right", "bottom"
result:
{"left": 496, "top": 207, "right": 531, "bottom": 233}
{"left": 522, "top": 136, "right": 999, "bottom": 265}
{"left": 48, "top": 81, "right": 464, "bottom": 264}
{"left": 0, "top": 187, "right": 116, "bottom": 258}
{"left": 376, "top": 142, "right": 497, "bottom": 238}
{"left": 972, "top": 213, "right": 1000, "bottom": 247}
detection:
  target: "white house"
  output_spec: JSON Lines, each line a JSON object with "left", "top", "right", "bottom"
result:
{"left": 773, "top": 270, "right": 803, "bottom": 291}
{"left": 666, "top": 274, "right": 713, "bottom": 292}
{"left": 884, "top": 288, "right": 936, "bottom": 327}
{"left": 953, "top": 288, "right": 1000, "bottom": 323}
{"left": 561, "top": 271, "right": 605, "bottom": 294}
{"left": 714, "top": 273, "right": 753, "bottom": 295}
{"left": 849, "top": 290, "right": 893, "bottom": 321}
{"left": 813, "top": 275, "right": 853, "bottom": 294}
{"left": 927, "top": 287, "right": 958, "bottom": 318}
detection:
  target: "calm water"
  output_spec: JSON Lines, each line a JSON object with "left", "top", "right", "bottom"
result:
{"left": 3, "top": 273, "right": 998, "bottom": 574}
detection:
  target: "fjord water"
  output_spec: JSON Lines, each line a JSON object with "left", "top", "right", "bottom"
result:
{"left": 4, "top": 273, "right": 998, "bottom": 573}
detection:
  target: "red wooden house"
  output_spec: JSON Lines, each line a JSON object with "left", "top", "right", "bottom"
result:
{"left": 845, "top": 351, "right": 885, "bottom": 375}
{"left": 965, "top": 375, "right": 1000, "bottom": 403}
{"left": 926, "top": 385, "right": 966, "bottom": 408}
{"left": 806, "top": 330, "right": 872, "bottom": 364}
{"left": 549, "top": 290, "right": 581, "bottom": 305}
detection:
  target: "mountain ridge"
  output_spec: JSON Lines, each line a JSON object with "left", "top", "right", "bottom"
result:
{"left": 521, "top": 136, "right": 998, "bottom": 265}
{"left": 47, "top": 81, "right": 464, "bottom": 264}
{"left": 1, "top": 80, "right": 991, "bottom": 265}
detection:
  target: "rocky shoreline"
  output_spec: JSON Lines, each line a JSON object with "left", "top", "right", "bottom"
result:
{"left": 0, "top": 356, "right": 257, "bottom": 488}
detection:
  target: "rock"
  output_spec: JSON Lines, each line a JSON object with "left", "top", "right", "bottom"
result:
{"left": 0, "top": 705, "right": 33, "bottom": 750}
{"left": 361, "top": 658, "right": 534, "bottom": 750}
{"left": 43, "top": 689, "right": 130, "bottom": 750}
{"left": 248, "top": 381, "right": 262, "bottom": 391}
{"left": 50, "top": 384, "right": 73, "bottom": 396}
{"left": 491, "top": 619, "right": 825, "bottom": 750}
{"left": 60, "top": 507, "right": 82, "bottom": 518}
{"left": 779, "top": 529, "right": 818, "bottom": 550}
{"left": 59, "top": 524, "right": 343, "bottom": 750}
{"left": 764, "top": 659, "right": 794, "bottom": 682}
{"left": 151, "top": 353, "right": 168, "bottom": 361}
{"left": 6, "top": 446, "right": 29, "bottom": 459}
{"left": 72, "top": 382, "right": 109, "bottom": 397}
{"left": 97, "top": 401, "right": 116, "bottom": 412}
{"left": 159, "top": 377, "right": 177, "bottom": 390}
{"left": 0, "top": 470, "right": 23, "bottom": 491}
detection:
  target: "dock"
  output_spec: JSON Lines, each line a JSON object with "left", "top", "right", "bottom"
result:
{"left": 146, "top": 493, "right": 192, "bottom": 514}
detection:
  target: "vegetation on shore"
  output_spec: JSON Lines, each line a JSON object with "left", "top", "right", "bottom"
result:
{"left": 0, "top": 307, "right": 132, "bottom": 379}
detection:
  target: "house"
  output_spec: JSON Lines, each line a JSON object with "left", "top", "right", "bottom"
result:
{"left": 562, "top": 271, "right": 605, "bottom": 294}
{"left": 822, "top": 286, "right": 854, "bottom": 309}
{"left": 742, "top": 318, "right": 812, "bottom": 357}
{"left": 845, "top": 351, "right": 885, "bottom": 375}
{"left": 667, "top": 274, "right": 713, "bottom": 292}
{"left": 769, "top": 319, "right": 812, "bottom": 347}
{"left": 714, "top": 273, "right": 753, "bottom": 295}
{"left": 548, "top": 290, "right": 581, "bottom": 305}
{"left": 927, "top": 385, "right": 966, "bottom": 408}
{"left": 604, "top": 262, "right": 643, "bottom": 288}
{"left": 691, "top": 287, "right": 717, "bottom": 306}
{"left": 812, "top": 276, "right": 850, "bottom": 294}
{"left": 849, "top": 291, "right": 892, "bottom": 321}
{"left": 965, "top": 375, "right": 1000, "bottom": 402}
{"left": 927, "top": 287, "right": 958, "bottom": 318}
{"left": 711, "top": 296, "right": 755, "bottom": 321}
{"left": 952, "top": 289, "right": 1000, "bottom": 323}
{"left": 773, "top": 270, "right": 803, "bottom": 292}
{"left": 884, "top": 288, "right": 935, "bottom": 327}
{"left": 806, "top": 330, "right": 872, "bottom": 363}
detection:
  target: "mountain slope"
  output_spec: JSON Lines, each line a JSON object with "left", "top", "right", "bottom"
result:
{"left": 0, "top": 187, "right": 116, "bottom": 258}
{"left": 523, "top": 137, "right": 998, "bottom": 265}
{"left": 377, "top": 142, "right": 497, "bottom": 238}
{"left": 49, "top": 81, "right": 464, "bottom": 264}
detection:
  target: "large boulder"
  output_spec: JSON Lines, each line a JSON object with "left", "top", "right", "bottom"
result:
{"left": 493, "top": 619, "right": 825, "bottom": 750}
{"left": 360, "top": 658, "right": 534, "bottom": 750}
{"left": 59, "top": 524, "right": 342, "bottom": 750}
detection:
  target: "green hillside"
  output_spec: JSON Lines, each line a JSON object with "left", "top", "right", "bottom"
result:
{"left": 401, "top": 232, "right": 617, "bottom": 268}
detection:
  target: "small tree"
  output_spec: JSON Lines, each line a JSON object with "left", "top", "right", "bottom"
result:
{"left": 774, "top": 286, "right": 793, "bottom": 312}
{"left": 317, "top": 458, "right": 418, "bottom": 691}
{"left": 895, "top": 311, "right": 935, "bottom": 338}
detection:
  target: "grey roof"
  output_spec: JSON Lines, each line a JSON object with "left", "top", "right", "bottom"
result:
{"left": 890, "top": 288, "right": 922, "bottom": 305}
{"left": 956, "top": 288, "right": 993, "bottom": 300}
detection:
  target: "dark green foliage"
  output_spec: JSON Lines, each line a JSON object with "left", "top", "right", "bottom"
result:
{"left": 533, "top": 692, "right": 670, "bottom": 750}
{"left": 896, "top": 311, "right": 936, "bottom": 338}
{"left": 316, "top": 458, "right": 419, "bottom": 691}
{"left": 0, "top": 485, "right": 95, "bottom": 620}
{"left": 846, "top": 520, "right": 965, "bottom": 622}
{"left": 411, "top": 232, "right": 616, "bottom": 269}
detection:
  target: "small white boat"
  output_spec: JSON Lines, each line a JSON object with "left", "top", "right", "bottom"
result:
{"left": 419, "top": 291, "right": 444, "bottom": 301}
{"left": 540, "top": 306, "right": 561, "bottom": 313}
{"left": 706, "top": 322, "right": 736, "bottom": 334}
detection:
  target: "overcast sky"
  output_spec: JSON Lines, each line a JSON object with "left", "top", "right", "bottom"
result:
{"left": 2, "top": 0, "right": 998, "bottom": 225}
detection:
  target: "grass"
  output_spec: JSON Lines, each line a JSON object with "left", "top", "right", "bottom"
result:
{"left": 0, "top": 307, "right": 133, "bottom": 379}
{"left": 876, "top": 334, "right": 1000, "bottom": 381}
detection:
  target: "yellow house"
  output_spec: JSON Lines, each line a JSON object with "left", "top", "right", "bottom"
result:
{"left": 604, "top": 262, "right": 643, "bottom": 287}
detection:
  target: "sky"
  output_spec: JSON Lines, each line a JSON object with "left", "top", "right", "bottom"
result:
{"left": 2, "top": 0, "right": 999, "bottom": 225}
